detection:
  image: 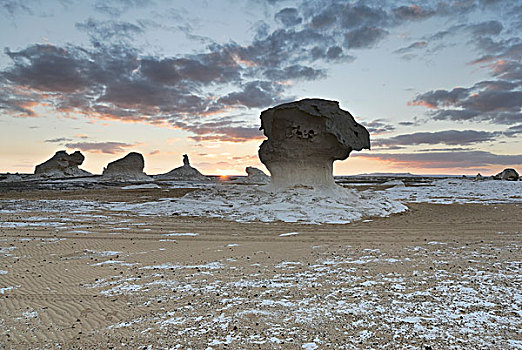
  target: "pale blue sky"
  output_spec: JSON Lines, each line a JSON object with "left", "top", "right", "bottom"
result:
{"left": 1, "top": 0, "right": 520, "bottom": 175}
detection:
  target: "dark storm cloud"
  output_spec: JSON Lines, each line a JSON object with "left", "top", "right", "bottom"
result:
{"left": 356, "top": 150, "right": 522, "bottom": 169}
{"left": 374, "top": 130, "right": 499, "bottom": 147}
{"left": 65, "top": 141, "right": 137, "bottom": 154}
{"left": 275, "top": 8, "right": 302, "bottom": 27}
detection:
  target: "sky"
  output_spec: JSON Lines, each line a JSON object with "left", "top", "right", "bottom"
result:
{"left": 0, "top": 0, "right": 521, "bottom": 176}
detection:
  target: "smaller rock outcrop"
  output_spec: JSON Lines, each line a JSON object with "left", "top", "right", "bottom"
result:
{"left": 231, "top": 167, "right": 270, "bottom": 184}
{"left": 155, "top": 155, "right": 207, "bottom": 181}
{"left": 34, "top": 150, "right": 91, "bottom": 178}
{"left": 474, "top": 173, "right": 484, "bottom": 181}
{"left": 102, "top": 152, "right": 151, "bottom": 181}
{"left": 494, "top": 168, "right": 519, "bottom": 181}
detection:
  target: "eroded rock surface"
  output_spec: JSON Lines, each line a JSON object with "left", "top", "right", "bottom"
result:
{"left": 34, "top": 150, "right": 91, "bottom": 178}
{"left": 495, "top": 168, "right": 520, "bottom": 181}
{"left": 259, "top": 98, "right": 370, "bottom": 188}
{"left": 231, "top": 167, "right": 270, "bottom": 184}
{"left": 156, "top": 155, "right": 207, "bottom": 181}
{"left": 102, "top": 152, "right": 151, "bottom": 181}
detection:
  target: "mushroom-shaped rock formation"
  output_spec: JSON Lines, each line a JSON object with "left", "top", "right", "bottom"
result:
{"left": 258, "top": 98, "right": 370, "bottom": 188}
{"left": 474, "top": 173, "right": 484, "bottom": 181}
{"left": 102, "top": 152, "right": 151, "bottom": 181}
{"left": 155, "top": 154, "right": 207, "bottom": 181}
{"left": 34, "top": 150, "right": 91, "bottom": 178}
{"left": 495, "top": 168, "right": 519, "bottom": 181}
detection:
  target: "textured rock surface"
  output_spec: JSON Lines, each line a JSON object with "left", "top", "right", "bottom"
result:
{"left": 495, "top": 168, "right": 519, "bottom": 181}
{"left": 34, "top": 150, "right": 91, "bottom": 178}
{"left": 102, "top": 152, "right": 151, "bottom": 181}
{"left": 259, "top": 98, "right": 370, "bottom": 188}
{"left": 156, "top": 155, "right": 207, "bottom": 181}
{"left": 231, "top": 167, "right": 270, "bottom": 184}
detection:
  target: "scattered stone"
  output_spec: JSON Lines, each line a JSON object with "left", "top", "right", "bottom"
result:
{"left": 258, "top": 98, "right": 370, "bottom": 188}
{"left": 155, "top": 155, "right": 207, "bottom": 181}
{"left": 102, "top": 152, "right": 151, "bottom": 181}
{"left": 34, "top": 150, "right": 91, "bottom": 178}
{"left": 494, "top": 168, "right": 519, "bottom": 181}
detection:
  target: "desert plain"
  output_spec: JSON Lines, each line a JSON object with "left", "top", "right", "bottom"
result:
{"left": 0, "top": 182, "right": 521, "bottom": 349}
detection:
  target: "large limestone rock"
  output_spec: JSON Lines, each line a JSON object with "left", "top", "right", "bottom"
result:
{"left": 258, "top": 98, "right": 370, "bottom": 188}
{"left": 156, "top": 155, "right": 207, "bottom": 181}
{"left": 102, "top": 152, "right": 151, "bottom": 181}
{"left": 34, "top": 150, "right": 91, "bottom": 178}
{"left": 494, "top": 168, "right": 519, "bottom": 181}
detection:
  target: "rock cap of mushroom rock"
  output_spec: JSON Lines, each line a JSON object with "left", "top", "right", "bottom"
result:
{"left": 34, "top": 150, "right": 91, "bottom": 178}
{"left": 258, "top": 98, "right": 370, "bottom": 188}
{"left": 155, "top": 154, "right": 207, "bottom": 181}
{"left": 102, "top": 152, "right": 151, "bottom": 181}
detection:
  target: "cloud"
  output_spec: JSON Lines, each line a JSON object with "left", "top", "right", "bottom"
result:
{"left": 374, "top": 130, "right": 499, "bottom": 147}
{"left": 363, "top": 119, "right": 396, "bottom": 135}
{"left": 65, "top": 141, "right": 137, "bottom": 154}
{"left": 411, "top": 79, "right": 522, "bottom": 125}
{"left": 344, "top": 26, "right": 388, "bottom": 49}
{"left": 45, "top": 137, "right": 73, "bottom": 143}
{"left": 392, "top": 5, "right": 434, "bottom": 20}
{"left": 189, "top": 126, "right": 264, "bottom": 143}
{"left": 0, "top": 0, "right": 33, "bottom": 16}
{"left": 218, "top": 81, "right": 285, "bottom": 108}
{"left": 275, "top": 7, "right": 302, "bottom": 27}
{"left": 393, "top": 41, "right": 428, "bottom": 55}
{"left": 356, "top": 150, "right": 522, "bottom": 169}
{"left": 75, "top": 18, "right": 144, "bottom": 42}
{"left": 93, "top": 0, "right": 153, "bottom": 17}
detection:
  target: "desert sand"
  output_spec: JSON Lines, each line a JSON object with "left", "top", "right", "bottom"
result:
{"left": 1, "top": 184, "right": 521, "bottom": 349}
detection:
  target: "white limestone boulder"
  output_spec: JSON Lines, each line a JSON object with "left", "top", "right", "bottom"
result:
{"left": 258, "top": 98, "right": 370, "bottom": 188}
{"left": 34, "top": 150, "right": 91, "bottom": 178}
{"left": 494, "top": 168, "right": 520, "bottom": 181}
{"left": 102, "top": 152, "right": 151, "bottom": 181}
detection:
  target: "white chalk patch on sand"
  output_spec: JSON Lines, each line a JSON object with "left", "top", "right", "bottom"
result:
{"left": 162, "top": 232, "right": 199, "bottom": 236}
{"left": 280, "top": 232, "right": 299, "bottom": 237}
{"left": 106, "top": 184, "right": 407, "bottom": 224}
{"left": 121, "top": 184, "right": 161, "bottom": 190}
{"left": 226, "top": 244, "right": 239, "bottom": 247}
{"left": 0, "top": 270, "right": 7, "bottom": 274}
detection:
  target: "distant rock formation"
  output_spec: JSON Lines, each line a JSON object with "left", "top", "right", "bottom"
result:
{"left": 258, "top": 98, "right": 370, "bottom": 188}
{"left": 231, "top": 167, "right": 270, "bottom": 184}
{"left": 494, "top": 168, "right": 519, "bottom": 181}
{"left": 475, "top": 173, "right": 484, "bottom": 181}
{"left": 102, "top": 152, "right": 151, "bottom": 181}
{"left": 155, "top": 154, "right": 207, "bottom": 181}
{"left": 0, "top": 173, "right": 23, "bottom": 182}
{"left": 34, "top": 150, "right": 91, "bottom": 178}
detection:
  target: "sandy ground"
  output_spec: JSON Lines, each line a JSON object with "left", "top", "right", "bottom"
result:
{"left": 0, "top": 187, "right": 521, "bottom": 349}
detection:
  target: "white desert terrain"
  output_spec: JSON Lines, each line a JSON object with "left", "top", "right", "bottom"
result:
{"left": 0, "top": 176, "right": 521, "bottom": 349}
